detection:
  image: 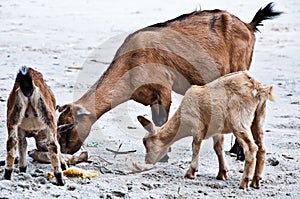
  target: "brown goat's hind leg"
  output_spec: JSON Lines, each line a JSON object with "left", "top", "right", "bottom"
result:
{"left": 18, "top": 128, "right": 28, "bottom": 173}
{"left": 213, "top": 135, "right": 228, "bottom": 180}
{"left": 46, "top": 129, "right": 64, "bottom": 186}
{"left": 4, "top": 127, "right": 18, "bottom": 180}
{"left": 185, "top": 136, "right": 202, "bottom": 179}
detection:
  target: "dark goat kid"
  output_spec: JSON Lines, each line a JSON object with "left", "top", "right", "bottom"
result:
{"left": 4, "top": 66, "right": 66, "bottom": 186}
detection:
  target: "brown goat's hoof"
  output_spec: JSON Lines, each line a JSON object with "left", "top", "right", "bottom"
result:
{"left": 4, "top": 169, "right": 13, "bottom": 180}
{"left": 54, "top": 172, "right": 65, "bottom": 186}
{"left": 216, "top": 169, "right": 228, "bottom": 180}
{"left": 19, "top": 166, "right": 27, "bottom": 173}
{"left": 185, "top": 168, "right": 197, "bottom": 179}
{"left": 250, "top": 176, "right": 261, "bottom": 189}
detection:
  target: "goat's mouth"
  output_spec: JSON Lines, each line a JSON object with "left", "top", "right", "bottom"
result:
{"left": 151, "top": 104, "right": 167, "bottom": 127}
{"left": 145, "top": 155, "right": 156, "bottom": 165}
{"left": 145, "top": 148, "right": 169, "bottom": 165}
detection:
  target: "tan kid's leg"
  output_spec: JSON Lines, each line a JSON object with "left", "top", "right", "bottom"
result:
{"left": 185, "top": 136, "right": 202, "bottom": 179}
{"left": 250, "top": 115, "right": 266, "bottom": 189}
{"left": 213, "top": 135, "right": 228, "bottom": 180}
{"left": 234, "top": 130, "right": 258, "bottom": 189}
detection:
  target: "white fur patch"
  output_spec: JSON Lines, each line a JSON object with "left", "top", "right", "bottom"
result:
{"left": 76, "top": 107, "right": 91, "bottom": 116}
{"left": 252, "top": 89, "right": 258, "bottom": 97}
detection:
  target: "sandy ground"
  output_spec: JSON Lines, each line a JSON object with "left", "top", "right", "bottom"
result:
{"left": 0, "top": 0, "right": 299, "bottom": 198}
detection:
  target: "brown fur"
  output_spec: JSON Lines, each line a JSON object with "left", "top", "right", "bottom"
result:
{"left": 4, "top": 67, "right": 65, "bottom": 186}
{"left": 57, "top": 4, "right": 281, "bottom": 154}
{"left": 138, "top": 71, "right": 274, "bottom": 189}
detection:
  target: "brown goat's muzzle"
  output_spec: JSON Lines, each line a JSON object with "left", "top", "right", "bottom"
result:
{"left": 57, "top": 122, "right": 83, "bottom": 154}
{"left": 150, "top": 103, "right": 168, "bottom": 127}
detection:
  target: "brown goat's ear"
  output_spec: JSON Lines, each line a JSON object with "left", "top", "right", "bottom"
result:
{"left": 137, "top": 116, "right": 156, "bottom": 135}
{"left": 58, "top": 104, "right": 72, "bottom": 113}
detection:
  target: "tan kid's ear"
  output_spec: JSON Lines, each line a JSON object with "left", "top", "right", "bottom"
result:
{"left": 137, "top": 116, "right": 156, "bottom": 135}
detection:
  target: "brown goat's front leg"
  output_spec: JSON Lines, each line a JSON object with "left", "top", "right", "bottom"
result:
{"left": 234, "top": 130, "right": 258, "bottom": 189}
{"left": 185, "top": 137, "right": 202, "bottom": 179}
{"left": 250, "top": 117, "right": 266, "bottom": 189}
{"left": 46, "top": 128, "right": 64, "bottom": 186}
{"left": 213, "top": 135, "right": 228, "bottom": 180}
{"left": 18, "top": 128, "right": 28, "bottom": 173}
{"left": 4, "top": 126, "right": 18, "bottom": 180}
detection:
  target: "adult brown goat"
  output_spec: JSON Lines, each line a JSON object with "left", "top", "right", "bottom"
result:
{"left": 57, "top": 3, "right": 281, "bottom": 155}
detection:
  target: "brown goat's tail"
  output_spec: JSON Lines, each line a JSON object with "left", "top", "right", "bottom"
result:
{"left": 250, "top": 2, "right": 282, "bottom": 32}
{"left": 16, "top": 66, "right": 34, "bottom": 97}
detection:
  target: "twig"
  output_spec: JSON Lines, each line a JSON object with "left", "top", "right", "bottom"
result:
{"left": 91, "top": 155, "right": 113, "bottom": 165}
{"left": 94, "top": 163, "right": 127, "bottom": 175}
{"left": 106, "top": 148, "right": 137, "bottom": 156}
{"left": 282, "top": 154, "right": 294, "bottom": 160}
{"left": 127, "top": 162, "right": 153, "bottom": 174}
{"left": 115, "top": 143, "right": 122, "bottom": 158}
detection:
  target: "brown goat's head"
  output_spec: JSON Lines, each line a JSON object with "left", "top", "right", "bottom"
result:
{"left": 132, "top": 84, "right": 171, "bottom": 127}
{"left": 137, "top": 115, "right": 170, "bottom": 164}
{"left": 57, "top": 104, "right": 95, "bottom": 154}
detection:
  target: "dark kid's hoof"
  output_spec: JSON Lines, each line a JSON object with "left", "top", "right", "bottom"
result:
{"left": 54, "top": 172, "right": 65, "bottom": 186}
{"left": 19, "top": 166, "right": 27, "bottom": 173}
{"left": 4, "top": 169, "right": 13, "bottom": 180}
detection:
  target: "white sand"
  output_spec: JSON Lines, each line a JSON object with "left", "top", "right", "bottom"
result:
{"left": 0, "top": 0, "right": 299, "bottom": 198}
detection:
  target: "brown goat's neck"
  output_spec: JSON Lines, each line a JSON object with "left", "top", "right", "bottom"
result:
{"left": 75, "top": 62, "right": 132, "bottom": 120}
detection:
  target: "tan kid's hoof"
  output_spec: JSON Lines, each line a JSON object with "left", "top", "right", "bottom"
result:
{"left": 185, "top": 168, "right": 197, "bottom": 179}
{"left": 239, "top": 177, "right": 251, "bottom": 190}
{"left": 250, "top": 176, "right": 262, "bottom": 189}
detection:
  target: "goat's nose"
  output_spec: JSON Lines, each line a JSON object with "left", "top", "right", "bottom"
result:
{"left": 145, "top": 158, "right": 151, "bottom": 164}
{"left": 158, "top": 120, "right": 164, "bottom": 127}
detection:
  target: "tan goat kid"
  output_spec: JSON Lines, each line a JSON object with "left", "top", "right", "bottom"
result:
{"left": 138, "top": 71, "right": 274, "bottom": 189}
{"left": 4, "top": 66, "right": 65, "bottom": 186}
{"left": 56, "top": 3, "right": 281, "bottom": 155}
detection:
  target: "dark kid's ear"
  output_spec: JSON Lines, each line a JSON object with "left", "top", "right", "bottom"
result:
{"left": 137, "top": 115, "right": 156, "bottom": 135}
